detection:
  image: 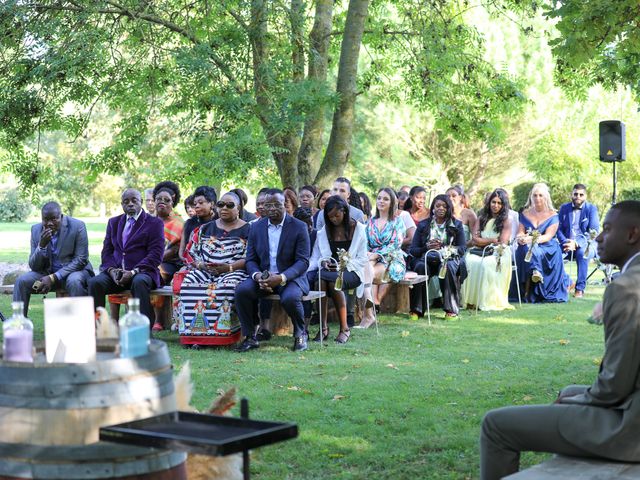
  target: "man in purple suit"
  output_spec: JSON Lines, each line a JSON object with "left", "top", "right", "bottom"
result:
{"left": 88, "top": 188, "right": 165, "bottom": 323}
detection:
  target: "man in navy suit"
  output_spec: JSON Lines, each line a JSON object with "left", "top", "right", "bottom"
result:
{"left": 88, "top": 188, "right": 165, "bottom": 323}
{"left": 13, "top": 201, "right": 94, "bottom": 316}
{"left": 234, "top": 188, "right": 311, "bottom": 352}
{"left": 557, "top": 184, "right": 600, "bottom": 298}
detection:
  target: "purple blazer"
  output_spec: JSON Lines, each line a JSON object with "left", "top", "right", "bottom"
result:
{"left": 99, "top": 210, "right": 165, "bottom": 287}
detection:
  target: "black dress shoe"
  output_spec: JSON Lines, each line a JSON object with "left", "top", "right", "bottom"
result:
{"left": 234, "top": 337, "right": 259, "bottom": 352}
{"left": 255, "top": 328, "right": 272, "bottom": 341}
{"left": 293, "top": 335, "right": 308, "bottom": 352}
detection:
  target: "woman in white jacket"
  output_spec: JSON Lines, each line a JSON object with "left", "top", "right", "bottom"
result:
{"left": 308, "top": 195, "right": 368, "bottom": 344}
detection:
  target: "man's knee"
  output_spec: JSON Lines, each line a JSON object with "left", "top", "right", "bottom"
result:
{"left": 131, "top": 274, "right": 152, "bottom": 292}
{"left": 65, "top": 272, "right": 89, "bottom": 295}
{"left": 280, "top": 289, "right": 302, "bottom": 311}
{"left": 88, "top": 275, "right": 103, "bottom": 295}
{"left": 15, "top": 272, "right": 39, "bottom": 290}
{"left": 236, "top": 279, "right": 258, "bottom": 301}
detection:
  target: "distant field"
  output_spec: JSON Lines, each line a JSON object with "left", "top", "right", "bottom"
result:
{"left": 0, "top": 219, "right": 106, "bottom": 266}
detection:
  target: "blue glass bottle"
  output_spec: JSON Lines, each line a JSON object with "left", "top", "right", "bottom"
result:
{"left": 119, "top": 298, "right": 150, "bottom": 358}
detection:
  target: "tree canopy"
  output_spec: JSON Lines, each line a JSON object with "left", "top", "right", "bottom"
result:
{"left": 0, "top": 0, "right": 527, "bottom": 192}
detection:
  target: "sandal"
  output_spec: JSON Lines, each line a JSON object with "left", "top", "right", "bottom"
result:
{"left": 313, "top": 328, "right": 329, "bottom": 342}
{"left": 335, "top": 329, "right": 351, "bottom": 344}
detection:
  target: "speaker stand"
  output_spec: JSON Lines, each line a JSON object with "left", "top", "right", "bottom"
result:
{"left": 612, "top": 160, "right": 618, "bottom": 205}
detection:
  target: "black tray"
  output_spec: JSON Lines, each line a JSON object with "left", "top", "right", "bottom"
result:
{"left": 99, "top": 411, "right": 298, "bottom": 456}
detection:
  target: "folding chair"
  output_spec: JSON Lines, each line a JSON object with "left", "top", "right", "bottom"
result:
{"left": 476, "top": 243, "right": 497, "bottom": 315}
{"left": 511, "top": 244, "right": 522, "bottom": 307}
{"left": 424, "top": 248, "right": 444, "bottom": 326}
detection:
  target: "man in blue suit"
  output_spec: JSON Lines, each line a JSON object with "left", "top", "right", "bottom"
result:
{"left": 557, "top": 184, "right": 600, "bottom": 298}
{"left": 234, "top": 188, "right": 311, "bottom": 352}
{"left": 13, "top": 202, "right": 94, "bottom": 316}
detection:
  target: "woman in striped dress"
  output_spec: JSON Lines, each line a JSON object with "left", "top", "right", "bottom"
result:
{"left": 177, "top": 192, "right": 250, "bottom": 346}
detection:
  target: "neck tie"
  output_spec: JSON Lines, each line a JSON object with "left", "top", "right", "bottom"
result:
{"left": 122, "top": 217, "right": 135, "bottom": 245}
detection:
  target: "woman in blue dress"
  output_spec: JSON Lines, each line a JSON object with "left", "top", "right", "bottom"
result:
{"left": 515, "top": 183, "right": 569, "bottom": 303}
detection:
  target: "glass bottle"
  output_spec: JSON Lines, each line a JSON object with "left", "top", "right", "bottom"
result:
{"left": 3, "top": 301, "right": 34, "bottom": 362}
{"left": 119, "top": 298, "right": 150, "bottom": 358}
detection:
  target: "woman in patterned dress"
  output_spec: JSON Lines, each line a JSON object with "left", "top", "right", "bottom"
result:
{"left": 177, "top": 192, "right": 251, "bottom": 346}
{"left": 364, "top": 188, "right": 406, "bottom": 323}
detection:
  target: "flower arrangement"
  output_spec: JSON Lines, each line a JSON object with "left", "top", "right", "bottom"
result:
{"left": 494, "top": 243, "right": 507, "bottom": 272}
{"left": 438, "top": 245, "right": 457, "bottom": 279}
{"left": 334, "top": 248, "right": 351, "bottom": 291}
{"left": 524, "top": 228, "right": 541, "bottom": 263}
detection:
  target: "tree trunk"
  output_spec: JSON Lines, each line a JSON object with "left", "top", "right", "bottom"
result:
{"left": 297, "top": 0, "right": 334, "bottom": 186}
{"left": 250, "top": 0, "right": 301, "bottom": 188}
{"left": 466, "top": 142, "right": 489, "bottom": 198}
{"left": 314, "top": 0, "right": 369, "bottom": 188}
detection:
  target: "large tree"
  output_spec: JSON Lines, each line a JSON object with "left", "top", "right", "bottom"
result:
{"left": 0, "top": 0, "right": 526, "bottom": 191}
{"left": 545, "top": 0, "right": 640, "bottom": 99}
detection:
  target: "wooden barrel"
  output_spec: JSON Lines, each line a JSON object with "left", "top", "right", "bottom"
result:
{"left": 0, "top": 340, "right": 186, "bottom": 479}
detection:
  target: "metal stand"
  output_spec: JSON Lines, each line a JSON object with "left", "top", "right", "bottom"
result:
{"left": 241, "top": 398, "right": 250, "bottom": 480}
{"left": 612, "top": 160, "right": 618, "bottom": 205}
{"left": 424, "top": 249, "right": 444, "bottom": 326}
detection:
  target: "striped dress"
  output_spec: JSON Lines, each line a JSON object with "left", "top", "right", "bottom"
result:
{"left": 176, "top": 221, "right": 250, "bottom": 345}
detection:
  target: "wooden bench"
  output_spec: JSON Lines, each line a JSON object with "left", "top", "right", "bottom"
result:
{"left": 112, "top": 288, "right": 327, "bottom": 334}
{"left": 0, "top": 285, "right": 68, "bottom": 297}
{"left": 506, "top": 455, "right": 640, "bottom": 479}
{"left": 379, "top": 274, "right": 427, "bottom": 314}
{"left": 257, "top": 291, "right": 327, "bottom": 336}
{"left": 108, "top": 286, "right": 174, "bottom": 325}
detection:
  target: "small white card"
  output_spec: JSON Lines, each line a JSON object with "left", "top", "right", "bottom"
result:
{"left": 44, "top": 296, "right": 97, "bottom": 363}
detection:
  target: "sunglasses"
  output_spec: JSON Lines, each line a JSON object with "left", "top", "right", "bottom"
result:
{"left": 216, "top": 201, "right": 236, "bottom": 209}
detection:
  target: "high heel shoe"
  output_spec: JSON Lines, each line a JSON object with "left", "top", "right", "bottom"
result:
{"left": 335, "top": 329, "right": 350, "bottom": 344}
{"left": 363, "top": 283, "right": 374, "bottom": 308}
{"left": 313, "top": 328, "right": 329, "bottom": 342}
{"left": 354, "top": 314, "right": 376, "bottom": 329}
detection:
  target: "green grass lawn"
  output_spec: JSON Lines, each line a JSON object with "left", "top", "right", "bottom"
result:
{"left": 0, "top": 287, "right": 605, "bottom": 479}
{"left": 0, "top": 219, "right": 106, "bottom": 266}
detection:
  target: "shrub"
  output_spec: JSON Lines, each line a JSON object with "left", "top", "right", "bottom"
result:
{"left": 0, "top": 189, "right": 32, "bottom": 222}
{"left": 619, "top": 187, "right": 640, "bottom": 201}
{"left": 511, "top": 182, "right": 535, "bottom": 211}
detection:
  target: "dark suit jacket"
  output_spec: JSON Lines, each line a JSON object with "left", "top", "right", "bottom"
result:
{"left": 558, "top": 255, "right": 640, "bottom": 460}
{"left": 409, "top": 217, "right": 466, "bottom": 259}
{"left": 245, "top": 215, "right": 310, "bottom": 293}
{"left": 557, "top": 202, "right": 599, "bottom": 245}
{"left": 100, "top": 210, "right": 165, "bottom": 287}
{"left": 28, "top": 215, "right": 94, "bottom": 279}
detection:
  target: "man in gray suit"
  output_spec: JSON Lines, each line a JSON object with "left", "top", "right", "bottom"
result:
{"left": 480, "top": 200, "right": 640, "bottom": 479}
{"left": 13, "top": 202, "right": 94, "bottom": 316}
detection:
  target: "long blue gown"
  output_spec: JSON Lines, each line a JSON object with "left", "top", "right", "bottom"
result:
{"left": 515, "top": 213, "right": 569, "bottom": 303}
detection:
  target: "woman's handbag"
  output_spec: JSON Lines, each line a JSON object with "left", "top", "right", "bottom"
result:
{"left": 468, "top": 246, "right": 494, "bottom": 257}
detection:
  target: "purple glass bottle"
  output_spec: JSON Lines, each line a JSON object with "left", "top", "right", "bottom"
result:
{"left": 3, "top": 301, "right": 34, "bottom": 362}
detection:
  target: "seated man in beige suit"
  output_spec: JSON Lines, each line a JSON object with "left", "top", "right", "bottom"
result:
{"left": 480, "top": 200, "right": 640, "bottom": 480}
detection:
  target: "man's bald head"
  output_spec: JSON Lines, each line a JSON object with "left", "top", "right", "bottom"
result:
{"left": 41, "top": 201, "right": 62, "bottom": 233}
{"left": 596, "top": 201, "right": 640, "bottom": 268}
{"left": 121, "top": 189, "right": 143, "bottom": 216}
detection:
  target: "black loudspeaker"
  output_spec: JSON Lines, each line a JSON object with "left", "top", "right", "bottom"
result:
{"left": 599, "top": 120, "right": 626, "bottom": 162}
